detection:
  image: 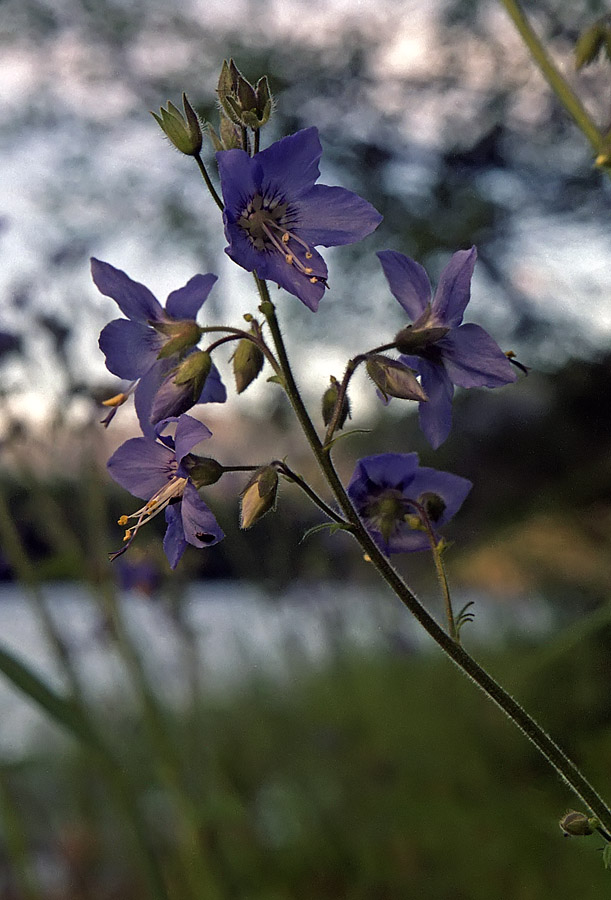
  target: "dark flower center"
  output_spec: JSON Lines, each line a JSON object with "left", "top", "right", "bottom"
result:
{"left": 237, "top": 192, "right": 326, "bottom": 286}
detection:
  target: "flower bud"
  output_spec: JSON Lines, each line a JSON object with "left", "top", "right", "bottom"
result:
{"left": 187, "top": 456, "right": 225, "bottom": 488}
{"left": 240, "top": 466, "right": 278, "bottom": 529}
{"left": 366, "top": 355, "right": 428, "bottom": 402}
{"left": 394, "top": 325, "right": 450, "bottom": 355}
{"left": 232, "top": 336, "right": 264, "bottom": 394}
{"left": 322, "top": 376, "right": 350, "bottom": 429}
{"left": 559, "top": 811, "right": 596, "bottom": 836}
{"left": 151, "top": 93, "right": 203, "bottom": 156}
{"left": 575, "top": 20, "right": 611, "bottom": 69}
{"left": 155, "top": 320, "right": 202, "bottom": 359}
{"left": 216, "top": 59, "right": 273, "bottom": 131}
{"left": 150, "top": 351, "right": 212, "bottom": 423}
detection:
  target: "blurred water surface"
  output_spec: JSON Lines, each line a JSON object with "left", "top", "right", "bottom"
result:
{"left": 0, "top": 579, "right": 554, "bottom": 756}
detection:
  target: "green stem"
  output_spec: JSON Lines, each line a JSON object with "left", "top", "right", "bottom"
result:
{"left": 193, "top": 153, "right": 224, "bottom": 211}
{"left": 274, "top": 461, "right": 348, "bottom": 525}
{"left": 262, "top": 286, "right": 611, "bottom": 833}
{"left": 499, "top": 0, "right": 605, "bottom": 154}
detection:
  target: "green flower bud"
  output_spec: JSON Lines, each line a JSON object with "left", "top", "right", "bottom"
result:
{"left": 187, "top": 456, "right": 225, "bottom": 488}
{"left": 232, "top": 335, "right": 265, "bottom": 394}
{"left": 575, "top": 20, "right": 609, "bottom": 69}
{"left": 366, "top": 355, "right": 428, "bottom": 402}
{"left": 173, "top": 350, "right": 212, "bottom": 399}
{"left": 216, "top": 59, "right": 273, "bottom": 131}
{"left": 155, "top": 320, "right": 202, "bottom": 359}
{"left": 240, "top": 466, "right": 278, "bottom": 529}
{"left": 394, "top": 325, "right": 450, "bottom": 355}
{"left": 559, "top": 811, "right": 596, "bottom": 836}
{"left": 322, "top": 376, "right": 351, "bottom": 429}
{"left": 151, "top": 93, "right": 203, "bottom": 156}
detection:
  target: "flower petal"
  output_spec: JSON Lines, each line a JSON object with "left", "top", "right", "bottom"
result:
{"left": 165, "top": 274, "right": 218, "bottom": 320}
{"left": 174, "top": 414, "right": 212, "bottom": 465}
{"left": 199, "top": 361, "right": 227, "bottom": 403}
{"left": 163, "top": 504, "right": 187, "bottom": 569}
{"left": 91, "top": 258, "right": 164, "bottom": 323}
{"left": 257, "top": 127, "right": 322, "bottom": 198}
{"left": 440, "top": 325, "right": 517, "bottom": 388}
{"left": 180, "top": 481, "right": 225, "bottom": 549}
{"left": 216, "top": 148, "right": 261, "bottom": 216}
{"left": 377, "top": 251, "right": 431, "bottom": 320}
{"left": 347, "top": 453, "right": 420, "bottom": 506}
{"left": 431, "top": 247, "right": 477, "bottom": 327}
{"left": 134, "top": 361, "right": 170, "bottom": 439}
{"left": 413, "top": 358, "right": 455, "bottom": 449}
{"left": 404, "top": 467, "right": 472, "bottom": 527}
{"left": 99, "top": 319, "right": 164, "bottom": 379}
{"left": 296, "top": 185, "right": 382, "bottom": 247}
{"left": 107, "top": 437, "right": 174, "bottom": 500}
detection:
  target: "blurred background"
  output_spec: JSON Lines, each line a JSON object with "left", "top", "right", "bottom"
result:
{"left": 1, "top": 0, "right": 611, "bottom": 896}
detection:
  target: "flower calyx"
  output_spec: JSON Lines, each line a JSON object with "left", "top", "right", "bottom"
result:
{"left": 240, "top": 465, "right": 279, "bottom": 529}
{"left": 187, "top": 456, "right": 225, "bottom": 488}
{"left": 151, "top": 93, "right": 203, "bottom": 156}
{"left": 155, "top": 319, "right": 202, "bottom": 359}
{"left": 366, "top": 354, "right": 428, "bottom": 402}
{"left": 394, "top": 323, "right": 450, "bottom": 356}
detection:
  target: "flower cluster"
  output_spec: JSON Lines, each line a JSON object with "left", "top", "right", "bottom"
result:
{"left": 95, "top": 87, "right": 519, "bottom": 569}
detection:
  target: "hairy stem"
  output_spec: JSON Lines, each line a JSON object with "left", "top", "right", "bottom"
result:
{"left": 262, "top": 284, "right": 611, "bottom": 833}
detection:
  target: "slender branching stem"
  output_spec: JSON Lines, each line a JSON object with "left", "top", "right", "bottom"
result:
{"left": 193, "top": 152, "right": 224, "bottom": 210}
{"left": 260, "top": 278, "right": 611, "bottom": 834}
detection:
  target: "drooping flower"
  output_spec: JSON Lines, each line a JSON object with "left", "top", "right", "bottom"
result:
{"left": 377, "top": 247, "right": 517, "bottom": 449}
{"left": 107, "top": 414, "right": 224, "bottom": 569}
{"left": 216, "top": 127, "right": 383, "bottom": 311}
{"left": 92, "top": 259, "right": 226, "bottom": 435}
{"left": 347, "top": 453, "right": 472, "bottom": 556}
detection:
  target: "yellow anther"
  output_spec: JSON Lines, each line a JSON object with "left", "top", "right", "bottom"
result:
{"left": 118, "top": 515, "right": 129, "bottom": 526}
{"left": 305, "top": 252, "right": 312, "bottom": 259}
{"left": 281, "top": 232, "right": 290, "bottom": 243}
{"left": 123, "top": 529, "right": 132, "bottom": 542}
{"left": 304, "top": 267, "right": 313, "bottom": 274}
{"left": 103, "top": 392, "right": 128, "bottom": 408}
{"left": 285, "top": 254, "right": 294, "bottom": 265}
{"left": 309, "top": 277, "right": 318, "bottom": 283}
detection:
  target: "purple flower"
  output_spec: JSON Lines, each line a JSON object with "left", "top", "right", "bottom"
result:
{"left": 377, "top": 247, "right": 517, "bottom": 449}
{"left": 347, "top": 453, "right": 472, "bottom": 556}
{"left": 217, "top": 127, "right": 383, "bottom": 311}
{"left": 92, "top": 259, "right": 226, "bottom": 435}
{"left": 107, "top": 414, "right": 224, "bottom": 569}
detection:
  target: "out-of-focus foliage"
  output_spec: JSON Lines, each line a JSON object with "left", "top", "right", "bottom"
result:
{"left": 1, "top": 0, "right": 611, "bottom": 414}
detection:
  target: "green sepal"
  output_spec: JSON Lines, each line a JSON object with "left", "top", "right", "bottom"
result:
{"left": 172, "top": 350, "right": 212, "bottom": 399}
{"left": 155, "top": 320, "right": 202, "bottom": 359}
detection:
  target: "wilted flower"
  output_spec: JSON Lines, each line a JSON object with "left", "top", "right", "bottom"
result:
{"left": 107, "top": 414, "right": 224, "bottom": 569}
{"left": 217, "top": 127, "right": 382, "bottom": 311}
{"left": 92, "top": 259, "right": 226, "bottom": 435}
{"left": 377, "top": 247, "right": 516, "bottom": 449}
{"left": 347, "top": 453, "right": 472, "bottom": 556}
